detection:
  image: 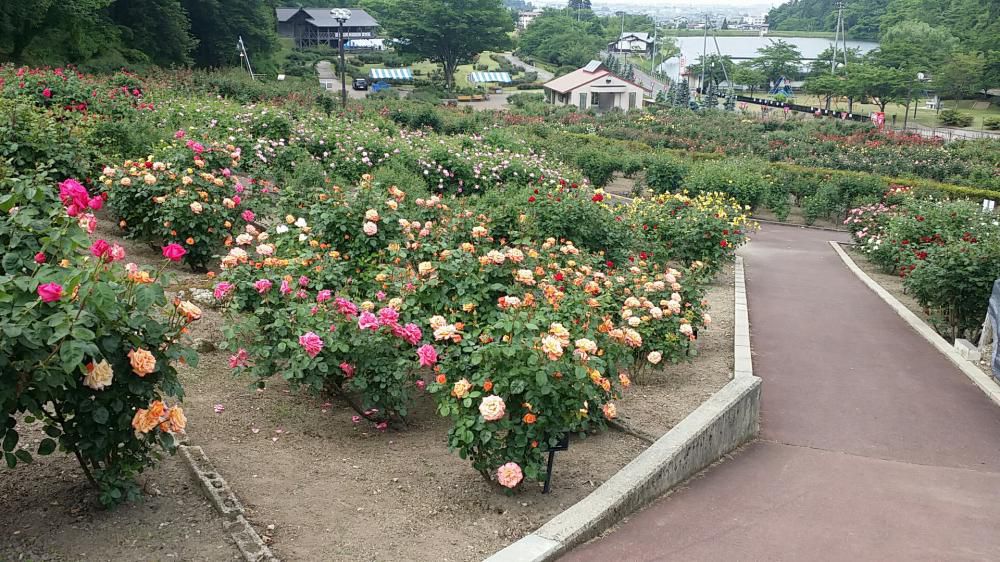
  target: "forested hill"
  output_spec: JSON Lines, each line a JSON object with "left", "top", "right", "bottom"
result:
{"left": 767, "top": 0, "right": 999, "bottom": 48}
{"left": 766, "top": 0, "right": 888, "bottom": 39}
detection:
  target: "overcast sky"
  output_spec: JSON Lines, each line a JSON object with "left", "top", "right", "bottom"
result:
{"left": 538, "top": 0, "right": 784, "bottom": 7}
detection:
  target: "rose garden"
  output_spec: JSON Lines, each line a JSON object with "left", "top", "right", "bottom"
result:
{"left": 2, "top": 67, "right": 999, "bottom": 560}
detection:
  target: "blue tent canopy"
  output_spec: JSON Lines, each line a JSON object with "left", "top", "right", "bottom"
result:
{"left": 468, "top": 71, "right": 512, "bottom": 84}
{"left": 369, "top": 68, "right": 412, "bottom": 80}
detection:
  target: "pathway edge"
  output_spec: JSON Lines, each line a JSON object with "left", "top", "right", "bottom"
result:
{"left": 829, "top": 241, "right": 1000, "bottom": 408}
{"left": 484, "top": 258, "right": 761, "bottom": 562}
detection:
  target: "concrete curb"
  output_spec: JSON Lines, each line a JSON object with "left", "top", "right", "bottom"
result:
{"left": 485, "top": 259, "right": 762, "bottom": 562}
{"left": 830, "top": 241, "right": 1000, "bottom": 408}
{"left": 179, "top": 445, "right": 279, "bottom": 562}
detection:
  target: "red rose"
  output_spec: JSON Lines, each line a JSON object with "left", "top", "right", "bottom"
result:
{"left": 528, "top": 196, "right": 536, "bottom": 202}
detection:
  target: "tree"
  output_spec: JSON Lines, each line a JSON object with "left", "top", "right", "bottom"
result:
{"left": 685, "top": 54, "right": 734, "bottom": 93}
{"left": 106, "top": 0, "right": 196, "bottom": 67}
{"left": 845, "top": 61, "right": 911, "bottom": 111}
{"left": 731, "top": 61, "right": 768, "bottom": 97}
{"left": 378, "top": 0, "right": 513, "bottom": 88}
{"left": 804, "top": 73, "right": 847, "bottom": 108}
{"left": 752, "top": 39, "right": 802, "bottom": 85}
{"left": 181, "top": 0, "right": 279, "bottom": 69}
{"left": 0, "top": 0, "right": 114, "bottom": 63}
{"left": 721, "top": 18, "right": 729, "bottom": 30}
{"left": 807, "top": 46, "right": 863, "bottom": 77}
{"left": 874, "top": 21, "right": 957, "bottom": 73}
{"left": 934, "top": 51, "right": 986, "bottom": 106}
{"left": 567, "top": 0, "right": 590, "bottom": 10}
{"left": 518, "top": 10, "right": 603, "bottom": 68}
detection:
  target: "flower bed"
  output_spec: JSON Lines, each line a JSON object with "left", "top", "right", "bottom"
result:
{"left": 847, "top": 194, "right": 1000, "bottom": 341}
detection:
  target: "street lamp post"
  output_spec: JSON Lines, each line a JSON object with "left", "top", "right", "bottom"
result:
{"left": 330, "top": 8, "right": 351, "bottom": 108}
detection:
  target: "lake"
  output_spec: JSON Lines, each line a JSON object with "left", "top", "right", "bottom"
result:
{"left": 656, "top": 35, "right": 879, "bottom": 79}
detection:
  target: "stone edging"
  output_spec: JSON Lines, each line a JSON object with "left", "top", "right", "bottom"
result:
{"left": 484, "top": 257, "right": 762, "bottom": 562}
{"left": 179, "top": 444, "right": 279, "bottom": 562}
{"left": 830, "top": 241, "right": 1000, "bottom": 408}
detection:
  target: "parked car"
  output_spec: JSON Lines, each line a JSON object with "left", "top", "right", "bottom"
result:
{"left": 353, "top": 78, "right": 368, "bottom": 91}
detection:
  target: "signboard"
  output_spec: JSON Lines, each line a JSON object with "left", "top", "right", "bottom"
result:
{"left": 990, "top": 280, "right": 1000, "bottom": 381}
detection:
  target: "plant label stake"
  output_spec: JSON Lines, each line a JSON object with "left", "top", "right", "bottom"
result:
{"left": 542, "top": 434, "right": 570, "bottom": 494}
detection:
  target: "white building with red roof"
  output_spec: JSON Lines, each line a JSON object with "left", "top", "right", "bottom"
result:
{"left": 542, "top": 61, "right": 650, "bottom": 113}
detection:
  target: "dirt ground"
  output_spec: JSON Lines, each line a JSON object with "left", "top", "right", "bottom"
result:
{"left": 1, "top": 220, "right": 734, "bottom": 562}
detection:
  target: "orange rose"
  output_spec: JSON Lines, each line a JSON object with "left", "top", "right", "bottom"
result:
{"left": 167, "top": 406, "right": 187, "bottom": 432}
{"left": 523, "top": 413, "right": 537, "bottom": 424}
{"left": 131, "top": 408, "right": 158, "bottom": 433}
{"left": 128, "top": 348, "right": 157, "bottom": 377}
{"left": 483, "top": 380, "right": 493, "bottom": 392}
{"left": 436, "top": 374, "right": 447, "bottom": 385}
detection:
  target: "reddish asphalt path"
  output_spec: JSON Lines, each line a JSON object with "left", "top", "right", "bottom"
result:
{"left": 565, "top": 224, "right": 1000, "bottom": 561}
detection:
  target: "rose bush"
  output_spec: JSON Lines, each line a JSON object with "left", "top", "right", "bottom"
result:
{"left": 1, "top": 171, "right": 197, "bottom": 506}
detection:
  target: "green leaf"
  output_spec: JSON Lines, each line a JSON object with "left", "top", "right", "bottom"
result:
{"left": 71, "top": 326, "right": 96, "bottom": 340}
{"left": 2, "top": 430, "right": 18, "bottom": 452}
{"left": 92, "top": 407, "right": 109, "bottom": 425}
{"left": 14, "top": 450, "right": 31, "bottom": 464}
{"left": 37, "top": 438, "right": 57, "bottom": 456}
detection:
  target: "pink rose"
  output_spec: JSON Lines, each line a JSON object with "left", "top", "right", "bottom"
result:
{"left": 109, "top": 244, "right": 126, "bottom": 262}
{"left": 316, "top": 289, "right": 332, "bottom": 303}
{"left": 254, "top": 279, "right": 273, "bottom": 294}
{"left": 363, "top": 221, "right": 378, "bottom": 236}
{"left": 162, "top": 243, "right": 186, "bottom": 262}
{"left": 37, "top": 282, "right": 63, "bottom": 303}
{"left": 214, "top": 282, "right": 234, "bottom": 300}
{"left": 78, "top": 213, "right": 97, "bottom": 234}
{"left": 58, "top": 179, "right": 90, "bottom": 211}
{"left": 90, "top": 239, "right": 111, "bottom": 260}
{"left": 376, "top": 291, "right": 386, "bottom": 301}
{"left": 340, "top": 362, "right": 355, "bottom": 378}
{"left": 416, "top": 344, "right": 437, "bottom": 367}
{"left": 402, "top": 323, "right": 422, "bottom": 345}
{"left": 298, "top": 275, "right": 309, "bottom": 287}
{"left": 335, "top": 297, "right": 358, "bottom": 317}
{"left": 34, "top": 252, "right": 46, "bottom": 264}
{"left": 174, "top": 129, "right": 186, "bottom": 139}
{"left": 378, "top": 307, "right": 399, "bottom": 326}
{"left": 358, "top": 311, "right": 379, "bottom": 331}
{"left": 88, "top": 196, "right": 103, "bottom": 210}
{"left": 415, "top": 380, "right": 426, "bottom": 390}
{"left": 42, "top": 87, "right": 52, "bottom": 98}
{"left": 280, "top": 279, "right": 292, "bottom": 295}
{"left": 298, "top": 331, "right": 324, "bottom": 358}
{"left": 496, "top": 462, "right": 523, "bottom": 489}
{"left": 228, "top": 348, "right": 249, "bottom": 368}
{"left": 242, "top": 209, "right": 255, "bottom": 222}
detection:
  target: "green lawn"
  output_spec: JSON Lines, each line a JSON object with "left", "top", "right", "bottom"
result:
{"left": 762, "top": 93, "right": 1000, "bottom": 129}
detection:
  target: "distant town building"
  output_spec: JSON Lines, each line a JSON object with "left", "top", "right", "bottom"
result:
{"left": 276, "top": 7, "right": 380, "bottom": 49}
{"left": 608, "top": 32, "right": 653, "bottom": 56}
{"left": 517, "top": 10, "right": 543, "bottom": 31}
{"left": 741, "top": 15, "right": 767, "bottom": 28}
{"left": 542, "top": 60, "right": 649, "bottom": 113}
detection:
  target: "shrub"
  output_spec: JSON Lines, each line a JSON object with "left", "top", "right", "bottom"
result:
{"left": 574, "top": 148, "right": 619, "bottom": 187}
{"left": 1, "top": 171, "right": 196, "bottom": 506}
{"left": 984, "top": 116, "right": 1000, "bottom": 131}
{"left": 939, "top": 109, "right": 974, "bottom": 127}
{"left": 104, "top": 139, "right": 256, "bottom": 271}
{"left": 683, "top": 158, "right": 773, "bottom": 208}
{"left": 643, "top": 155, "right": 688, "bottom": 194}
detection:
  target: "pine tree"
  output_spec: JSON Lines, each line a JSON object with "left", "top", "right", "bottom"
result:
{"left": 675, "top": 76, "right": 690, "bottom": 108}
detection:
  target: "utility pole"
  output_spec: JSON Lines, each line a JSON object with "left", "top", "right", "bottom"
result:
{"left": 700, "top": 14, "right": 709, "bottom": 96}
{"left": 331, "top": 8, "right": 351, "bottom": 108}
{"left": 237, "top": 36, "right": 255, "bottom": 81}
{"left": 831, "top": 2, "right": 848, "bottom": 74}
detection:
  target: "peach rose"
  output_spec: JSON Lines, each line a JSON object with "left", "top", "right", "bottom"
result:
{"left": 83, "top": 359, "right": 114, "bottom": 391}
{"left": 451, "top": 378, "right": 472, "bottom": 399}
{"left": 176, "top": 300, "right": 202, "bottom": 322}
{"left": 128, "top": 348, "right": 157, "bottom": 377}
{"left": 478, "top": 395, "right": 506, "bottom": 422}
{"left": 167, "top": 406, "right": 187, "bottom": 433}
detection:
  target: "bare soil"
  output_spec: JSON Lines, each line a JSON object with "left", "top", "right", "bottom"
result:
{"left": 0, "top": 220, "right": 734, "bottom": 561}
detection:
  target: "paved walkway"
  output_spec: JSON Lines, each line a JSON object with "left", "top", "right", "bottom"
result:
{"left": 566, "top": 224, "right": 1000, "bottom": 561}
{"left": 505, "top": 52, "right": 553, "bottom": 82}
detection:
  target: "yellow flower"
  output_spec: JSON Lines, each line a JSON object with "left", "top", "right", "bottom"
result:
{"left": 451, "top": 378, "right": 472, "bottom": 399}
